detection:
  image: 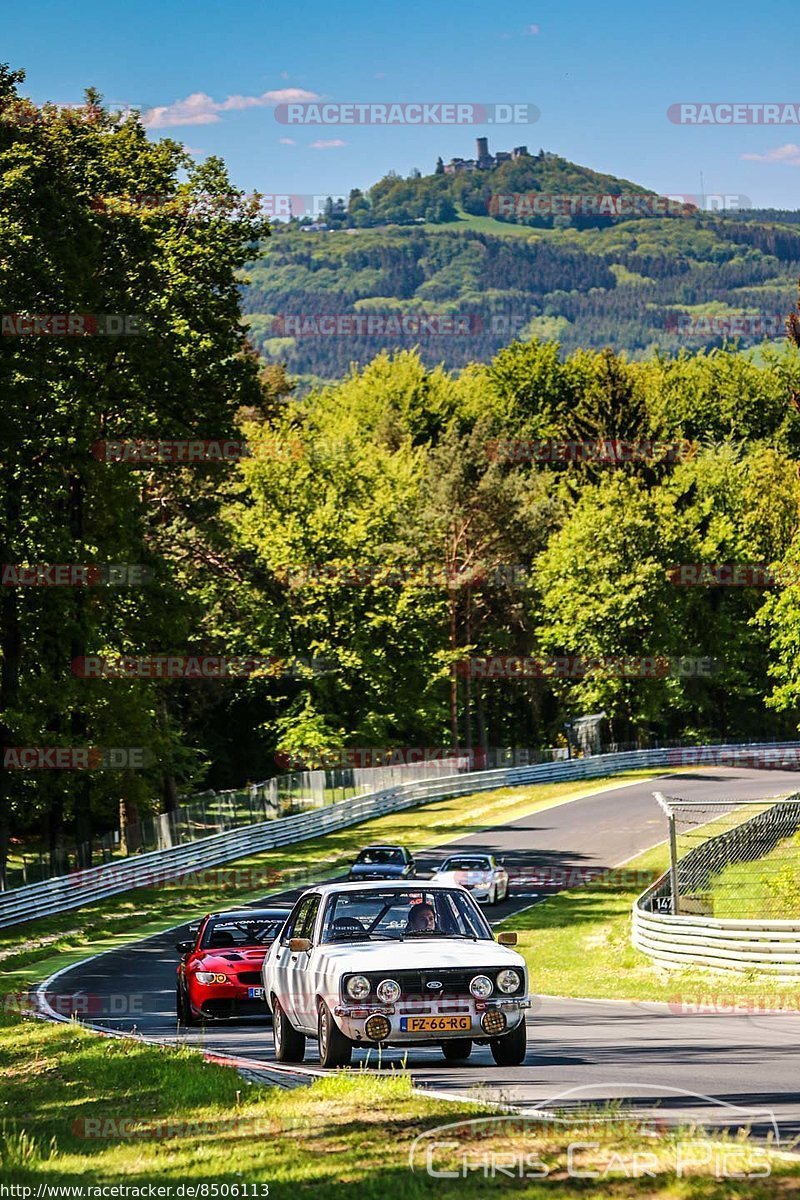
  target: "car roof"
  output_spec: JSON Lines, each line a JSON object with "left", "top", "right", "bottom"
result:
{"left": 207, "top": 907, "right": 292, "bottom": 920}
{"left": 358, "top": 843, "right": 407, "bottom": 851}
{"left": 310, "top": 880, "right": 467, "bottom": 895}
{"left": 442, "top": 854, "right": 492, "bottom": 862}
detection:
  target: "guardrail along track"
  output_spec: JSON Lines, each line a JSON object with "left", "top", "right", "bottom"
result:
{"left": 5, "top": 742, "right": 800, "bottom": 930}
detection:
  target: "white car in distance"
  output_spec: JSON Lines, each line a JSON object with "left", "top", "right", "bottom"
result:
{"left": 262, "top": 880, "right": 530, "bottom": 1068}
{"left": 429, "top": 853, "right": 510, "bottom": 905}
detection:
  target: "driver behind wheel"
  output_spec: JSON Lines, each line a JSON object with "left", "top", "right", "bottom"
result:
{"left": 406, "top": 902, "right": 437, "bottom": 933}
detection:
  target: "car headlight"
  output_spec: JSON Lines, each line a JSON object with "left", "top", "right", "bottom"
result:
{"left": 195, "top": 972, "right": 230, "bottom": 985}
{"left": 376, "top": 978, "right": 401, "bottom": 1004}
{"left": 345, "top": 975, "right": 371, "bottom": 1000}
{"left": 496, "top": 969, "right": 521, "bottom": 994}
{"left": 469, "top": 974, "right": 493, "bottom": 998}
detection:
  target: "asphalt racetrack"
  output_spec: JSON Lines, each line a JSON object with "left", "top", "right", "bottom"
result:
{"left": 39, "top": 768, "right": 800, "bottom": 1141}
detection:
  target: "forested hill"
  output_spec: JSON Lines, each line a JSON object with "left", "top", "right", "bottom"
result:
{"left": 242, "top": 151, "right": 800, "bottom": 386}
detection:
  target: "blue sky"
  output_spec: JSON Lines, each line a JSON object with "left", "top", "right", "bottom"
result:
{"left": 7, "top": 0, "right": 800, "bottom": 209}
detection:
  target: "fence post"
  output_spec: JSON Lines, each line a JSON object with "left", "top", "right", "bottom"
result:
{"left": 668, "top": 812, "right": 680, "bottom": 915}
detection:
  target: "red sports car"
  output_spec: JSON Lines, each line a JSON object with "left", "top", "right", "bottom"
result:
{"left": 176, "top": 907, "right": 290, "bottom": 1024}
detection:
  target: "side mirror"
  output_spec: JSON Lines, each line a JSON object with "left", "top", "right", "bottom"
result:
{"left": 175, "top": 940, "right": 194, "bottom": 954}
{"left": 289, "top": 937, "right": 312, "bottom": 953}
{"left": 497, "top": 931, "right": 517, "bottom": 946}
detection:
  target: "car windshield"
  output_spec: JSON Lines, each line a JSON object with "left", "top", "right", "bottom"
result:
{"left": 443, "top": 857, "right": 491, "bottom": 871}
{"left": 201, "top": 915, "right": 286, "bottom": 949}
{"left": 320, "top": 888, "right": 492, "bottom": 942}
{"left": 355, "top": 847, "right": 404, "bottom": 864}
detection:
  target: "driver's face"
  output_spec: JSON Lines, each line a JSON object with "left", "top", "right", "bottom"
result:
{"left": 414, "top": 907, "right": 435, "bottom": 930}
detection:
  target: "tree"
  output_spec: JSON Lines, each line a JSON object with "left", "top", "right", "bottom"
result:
{"left": 435, "top": 157, "right": 445, "bottom": 175}
{"left": 0, "top": 66, "right": 269, "bottom": 882}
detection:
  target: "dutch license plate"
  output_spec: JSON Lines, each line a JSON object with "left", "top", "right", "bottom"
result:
{"left": 248, "top": 986, "right": 265, "bottom": 999}
{"left": 400, "top": 1015, "right": 471, "bottom": 1033}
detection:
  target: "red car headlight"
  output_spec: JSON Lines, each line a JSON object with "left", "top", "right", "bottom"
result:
{"left": 195, "top": 971, "right": 231, "bottom": 985}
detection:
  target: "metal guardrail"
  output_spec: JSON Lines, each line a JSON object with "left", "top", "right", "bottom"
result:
{"left": 633, "top": 780, "right": 800, "bottom": 976}
{"left": 5, "top": 741, "right": 800, "bottom": 931}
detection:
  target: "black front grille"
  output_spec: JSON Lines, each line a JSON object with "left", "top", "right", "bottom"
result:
{"left": 237, "top": 971, "right": 262, "bottom": 985}
{"left": 343, "top": 966, "right": 524, "bottom": 1002}
{"left": 200, "top": 998, "right": 268, "bottom": 1018}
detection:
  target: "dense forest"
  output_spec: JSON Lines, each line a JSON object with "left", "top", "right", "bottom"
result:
{"left": 244, "top": 156, "right": 800, "bottom": 383}
{"left": 6, "top": 70, "right": 800, "bottom": 879}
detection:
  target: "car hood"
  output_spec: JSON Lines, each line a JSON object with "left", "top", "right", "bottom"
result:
{"left": 195, "top": 947, "right": 269, "bottom": 968}
{"left": 312, "top": 939, "right": 525, "bottom": 973}
{"left": 349, "top": 862, "right": 408, "bottom": 876}
{"left": 431, "top": 869, "right": 492, "bottom": 884}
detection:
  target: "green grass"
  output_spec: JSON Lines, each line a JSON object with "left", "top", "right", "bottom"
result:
{"left": 504, "top": 840, "right": 800, "bottom": 1004}
{"left": 0, "top": 1011, "right": 793, "bottom": 1195}
{"left": 2, "top": 770, "right": 662, "bottom": 995}
{"left": 443, "top": 210, "right": 543, "bottom": 239}
{"left": 708, "top": 830, "right": 800, "bottom": 918}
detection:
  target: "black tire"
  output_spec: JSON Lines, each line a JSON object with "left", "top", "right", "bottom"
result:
{"left": 490, "top": 1018, "right": 527, "bottom": 1066}
{"left": 442, "top": 1038, "right": 473, "bottom": 1062}
{"left": 176, "top": 982, "right": 199, "bottom": 1026}
{"left": 272, "top": 997, "right": 306, "bottom": 1063}
{"left": 317, "top": 999, "right": 353, "bottom": 1068}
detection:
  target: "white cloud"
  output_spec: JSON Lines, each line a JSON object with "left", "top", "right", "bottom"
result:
{"left": 279, "top": 137, "right": 296, "bottom": 145}
{"left": 742, "top": 143, "right": 800, "bottom": 165}
{"left": 143, "top": 87, "right": 321, "bottom": 129}
{"left": 523, "top": 23, "right": 540, "bottom": 35}
{"left": 311, "top": 138, "right": 347, "bottom": 149}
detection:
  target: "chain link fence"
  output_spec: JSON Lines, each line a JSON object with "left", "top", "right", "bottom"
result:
{"left": 647, "top": 792, "right": 800, "bottom": 918}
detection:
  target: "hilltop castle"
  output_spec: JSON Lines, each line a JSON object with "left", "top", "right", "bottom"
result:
{"left": 443, "top": 137, "right": 530, "bottom": 174}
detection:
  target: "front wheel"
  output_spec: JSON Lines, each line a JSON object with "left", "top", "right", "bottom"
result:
{"left": 176, "top": 983, "right": 199, "bottom": 1026}
{"left": 442, "top": 1038, "right": 473, "bottom": 1063}
{"left": 273, "top": 997, "right": 306, "bottom": 1063}
{"left": 490, "top": 1019, "right": 527, "bottom": 1066}
{"left": 318, "top": 1000, "right": 353, "bottom": 1068}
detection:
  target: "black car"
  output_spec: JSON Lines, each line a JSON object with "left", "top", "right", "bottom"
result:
{"left": 347, "top": 844, "right": 416, "bottom": 881}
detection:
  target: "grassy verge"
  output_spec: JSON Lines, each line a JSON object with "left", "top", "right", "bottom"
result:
{"left": 2, "top": 770, "right": 660, "bottom": 994}
{"left": 0, "top": 1011, "right": 793, "bottom": 1195}
{"left": 708, "top": 830, "right": 800, "bottom": 918}
{"left": 504, "top": 841, "right": 800, "bottom": 1005}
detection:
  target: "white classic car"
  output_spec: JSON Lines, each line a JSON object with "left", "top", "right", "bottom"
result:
{"left": 262, "top": 880, "right": 530, "bottom": 1068}
{"left": 428, "top": 853, "right": 510, "bottom": 905}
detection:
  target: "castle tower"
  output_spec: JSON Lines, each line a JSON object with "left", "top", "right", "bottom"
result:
{"left": 476, "top": 137, "right": 490, "bottom": 164}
